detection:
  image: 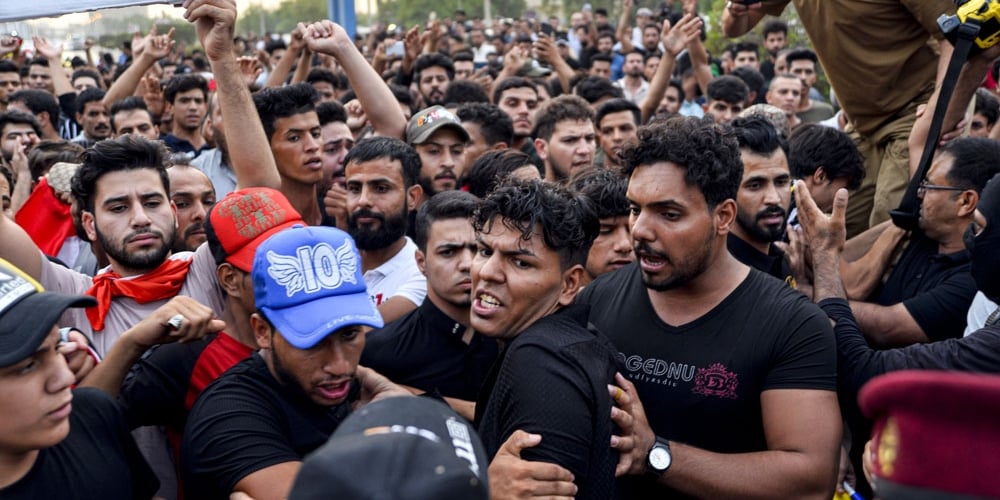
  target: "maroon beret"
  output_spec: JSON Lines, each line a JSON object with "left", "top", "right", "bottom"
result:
{"left": 860, "top": 370, "right": 1000, "bottom": 498}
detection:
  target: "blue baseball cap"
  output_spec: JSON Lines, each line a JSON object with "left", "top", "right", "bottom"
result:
{"left": 252, "top": 225, "right": 383, "bottom": 349}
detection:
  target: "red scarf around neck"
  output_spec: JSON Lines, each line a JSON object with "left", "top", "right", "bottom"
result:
{"left": 85, "top": 257, "right": 194, "bottom": 331}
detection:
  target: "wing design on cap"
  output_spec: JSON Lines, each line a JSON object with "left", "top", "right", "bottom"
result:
{"left": 335, "top": 239, "right": 358, "bottom": 285}
{"left": 267, "top": 250, "right": 305, "bottom": 297}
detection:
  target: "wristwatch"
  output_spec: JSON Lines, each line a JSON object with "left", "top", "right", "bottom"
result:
{"left": 646, "top": 436, "right": 673, "bottom": 477}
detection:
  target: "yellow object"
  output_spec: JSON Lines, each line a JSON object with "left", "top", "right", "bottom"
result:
{"left": 957, "top": 0, "right": 1000, "bottom": 50}
{"left": 833, "top": 491, "right": 852, "bottom": 500}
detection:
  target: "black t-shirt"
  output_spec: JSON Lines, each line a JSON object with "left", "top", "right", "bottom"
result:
{"left": 576, "top": 264, "right": 836, "bottom": 496}
{"left": 474, "top": 304, "right": 620, "bottom": 500}
{"left": 0, "top": 388, "right": 159, "bottom": 499}
{"left": 727, "top": 233, "right": 794, "bottom": 286}
{"left": 876, "top": 232, "right": 975, "bottom": 341}
{"left": 362, "top": 299, "right": 498, "bottom": 401}
{"left": 181, "top": 354, "right": 357, "bottom": 500}
{"left": 119, "top": 332, "right": 254, "bottom": 430}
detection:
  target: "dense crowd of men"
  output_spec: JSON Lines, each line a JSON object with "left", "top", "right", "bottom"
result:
{"left": 3, "top": 0, "right": 1000, "bottom": 498}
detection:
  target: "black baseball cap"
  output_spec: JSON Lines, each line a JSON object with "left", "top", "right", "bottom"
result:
{"left": 288, "top": 396, "right": 490, "bottom": 500}
{"left": 0, "top": 257, "right": 95, "bottom": 367}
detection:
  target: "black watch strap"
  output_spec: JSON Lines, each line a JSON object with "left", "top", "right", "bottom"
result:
{"left": 646, "top": 436, "right": 673, "bottom": 476}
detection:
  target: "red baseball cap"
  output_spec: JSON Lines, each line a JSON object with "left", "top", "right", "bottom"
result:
{"left": 206, "top": 187, "right": 305, "bottom": 272}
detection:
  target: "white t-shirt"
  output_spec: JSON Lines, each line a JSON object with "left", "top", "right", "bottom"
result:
{"left": 964, "top": 291, "right": 1000, "bottom": 337}
{"left": 363, "top": 237, "right": 426, "bottom": 309}
{"left": 41, "top": 243, "right": 223, "bottom": 356}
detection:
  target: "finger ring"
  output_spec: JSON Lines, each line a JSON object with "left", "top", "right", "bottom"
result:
{"left": 726, "top": 0, "right": 733, "bottom": 8}
{"left": 167, "top": 314, "right": 185, "bottom": 330}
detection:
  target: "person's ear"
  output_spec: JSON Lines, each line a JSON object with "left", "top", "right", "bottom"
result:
{"left": 957, "top": 190, "right": 979, "bottom": 218}
{"left": 251, "top": 313, "right": 272, "bottom": 350}
{"left": 558, "top": 264, "right": 587, "bottom": 306}
{"left": 81, "top": 210, "right": 98, "bottom": 242}
{"left": 714, "top": 199, "right": 737, "bottom": 235}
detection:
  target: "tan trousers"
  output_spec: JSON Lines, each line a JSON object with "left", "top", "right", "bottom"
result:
{"left": 844, "top": 100, "right": 923, "bottom": 238}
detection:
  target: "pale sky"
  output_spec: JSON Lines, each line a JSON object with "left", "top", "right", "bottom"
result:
{"left": 13, "top": 0, "right": 286, "bottom": 34}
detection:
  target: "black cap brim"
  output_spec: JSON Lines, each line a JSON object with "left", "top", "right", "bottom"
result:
{"left": 0, "top": 292, "right": 96, "bottom": 367}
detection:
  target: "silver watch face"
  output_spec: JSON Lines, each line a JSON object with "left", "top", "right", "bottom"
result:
{"left": 649, "top": 446, "right": 672, "bottom": 470}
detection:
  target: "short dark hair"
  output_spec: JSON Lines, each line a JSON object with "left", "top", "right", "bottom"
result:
{"left": 264, "top": 38, "right": 287, "bottom": 55}
{"left": 306, "top": 67, "right": 339, "bottom": 87}
{"left": 74, "top": 88, "right": 106, "bottom": 116}
{"left": 975, "top": 88, "right": 999, "bottom": 126}
{"left": 28, "top": 57, "right": 48, "bottom": 69}
{"left": 466, "top": 149, "right": 536, "bottom": 198}
{"left": 252, "top": 83, "right": 318, "bottom": 139}
{"left": 621, "top": 116, "right": 742, "bottom": 209}
{"left": 27, "top": 140, "right": 85, "bottom": 182}
{"left": 473, "top": 179, "right": 599, "bottom": 270}
{"left": 452, "top": 50, "right": 474, "bottom": 64}
{"left": 729, "top": 67, "right": 764, "bottom": 95}
{"left": 942, "top": 137, "right": 1000, "bottom": 193}
{"left": 588, "top": 53, "right": 613, "bottom": 68}
{"left": 785, "top": 48, "right": 818, "bottom": 66}
{"left": 492, "top": 77, "right": 536, "bottom": 104}
{"left": 643, "top": 51, "right": 662, "bottom": 65}
{"left": 163, "top": 74, "right": 208, "bottom": 104}
{"left": 534, "top": 95, "right": 594, "bottom": 142}
{"left": 71, "top": 68, "right": 102, "bottom": 87}
{"left": 456, "top": 103, "right": 514, "bottom": 147}
{"left": 0, "top": 110, "right": 42, "bottom": 139}
{"left": 707, "top": 76, "right": 749, "bottom": 105}
{"left": 8, "top": 89, "right": 59, "bottom": 130}
{"left": 787, "top": 124, "right": 864, "bottom": 190}
{"left": 596, "top": 98, "right": 640, "bottom": 129}
{"left": 570, "top": 167, "right": 629, "bottom": 219}
{"left": 573, "top": 75, "right": 623, "bottom": 104}
{"left": 71, "top": 135, "right": 171, "bottom": 212}
{"left": 316, "top": 101, "right": 348, "bottom": 126}
{"left": 0, "top": 60, "right": 17, "bottom": 74}
{"left": 109, "top": 96, "right": 154, "bottom": 132}
{"left": 731, "top": 115, "right": 787, "bottom": 156}
{"left": 733, "top": 41, "right": 759, "bottom": 57}
{"left": 763, "top": 20, "right": 788, "bottom": 37}
{"left": 443, "top": 79, "right": 490, "bottom": 105}
{"left": 343, "top": 136, "right": 421, "bottom": 189}
{"left": 414, "top": 53, "right": 455, "bottom": 81}
{"left": 414, "top": 190, "right": 478, "bottom": 251}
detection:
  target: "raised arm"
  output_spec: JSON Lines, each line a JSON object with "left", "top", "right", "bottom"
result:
{"left": 291, "top": 46, "right": 312, "bottom": 84}
{"left": 908, "top": 43, "right": 1000, "bottom": 176}
{"left": 188, "top": 0, "right": 280, "bottom": 190}
{"left": 32, "top": 36, "right": 75, "bottom": 99}
{"left": 640, "top": 14, "right": 703, "bottom": 123}
{"left": 0, "top": 175, "right": 46, "bottom": 278}
{"left": 720, "top": 1, "right": 767, "bottom": 38}
{"left": 616, "top": 0, "right": 636, "bottom": 54}
{"left": 7, "top": 145, "right": 31, "bottom": 215}
{"left": 101, "top": 28, "right": 175, "bottom": 107}
{"left": 686, "top": 27, "right": 714, "bottom": 98}
{"left": 302, "top": 20, "right": 407, "bottom": 140}
{"left": 533, "top": 34, "right": 574, "bottom": 96}
{"left": 264, "top": 26, "right": 306, "bottom": 88}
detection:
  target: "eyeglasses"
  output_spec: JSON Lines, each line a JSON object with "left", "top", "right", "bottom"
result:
{"left": 918, "top": 180, "right": 965, "bottom": 194}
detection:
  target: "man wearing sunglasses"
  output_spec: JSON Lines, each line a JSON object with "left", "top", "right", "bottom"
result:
{"left": 842, "top": 137, "right": 1000, "bottom": 349}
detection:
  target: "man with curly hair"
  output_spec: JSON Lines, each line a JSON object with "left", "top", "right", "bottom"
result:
{"left": 471, "top": 179, "right": 619, "bottom": 500}
{"left": 577, "top": 116, "right": 841, "bottom": 498}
